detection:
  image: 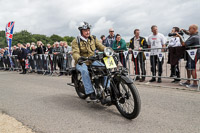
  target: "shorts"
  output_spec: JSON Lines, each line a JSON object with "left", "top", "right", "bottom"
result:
{"left": 185, "top": 57, "right": 197, "bottom": 70}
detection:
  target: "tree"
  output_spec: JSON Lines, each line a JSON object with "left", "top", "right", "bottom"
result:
{"left": 0, "top": 31, "right": 6, "bottom": 47}
{"left": 63, "top": 36, "right": 75, "bottom": 46}
{"left": 32, "top": 34, "right": 51, "bottom": 45}
{"left": 0, "top": 30, "right": 75, "bottom": 48}
{"left": 12, "top": 30, "right": 33, "bottom": 45}
{"left": 50, "top": 34, "right": 63, "bottom": 43}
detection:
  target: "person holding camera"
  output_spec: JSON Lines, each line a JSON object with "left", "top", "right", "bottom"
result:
{"left": 148, "top": 25, "right": 166, "bottom": 83}
{"left": 177, "top": 24, "right": 200, "bottom": 88}
{"left": 168, "top": 27, "right": 182, "bottom": 83}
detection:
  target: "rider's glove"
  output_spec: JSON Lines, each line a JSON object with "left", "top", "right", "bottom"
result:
{"left": 78, "top": 57, "right": 87, "bottom": 65}
{"left": 88, "top": 56, "right": 96, "bottom": 61}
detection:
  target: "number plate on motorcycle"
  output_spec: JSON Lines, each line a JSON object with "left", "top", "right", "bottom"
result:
{"left": 103, "top": 57, "right": 117, "bottom": 69}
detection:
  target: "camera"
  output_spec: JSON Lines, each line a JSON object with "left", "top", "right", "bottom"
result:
{"left": 168, "top": 31, "right": 184, "bottom": 37}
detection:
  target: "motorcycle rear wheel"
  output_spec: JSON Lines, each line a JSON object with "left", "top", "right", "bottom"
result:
{"left": 74, "top": 73, "right": 88, "bottom": 99}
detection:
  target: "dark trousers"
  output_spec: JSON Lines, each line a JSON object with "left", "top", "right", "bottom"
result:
{"left": 20, "top": 60, "right": 26, "bottom": 73}
{"left": 133, "top": 52, "right": 146, "bottom": 78}
{"left": 3, "top": 57, "right": 10, "bottom": 70}
{"left": 12, "top": 56, "right": 19, "bottom": 69}
{"left": 53, "top": 55, "right": 57, "bottom": 70}
{"left": 171, "top": 64, "right": 180, "bottom": 80}
{"left": 58, "top": 57, "right": 64, "bottom": 73}
{"left": 49, "top": 56, "right": 53, "bottom": 72}
{"left": 150, "top": 55, "right": 163, "bottom": 76}
{"left": 119, "top": 52, "right": 127, "bottom": 68}
{"left": 42, "top": 55, "right": 48, "bottom": 71}
{"left": 36, "top": 58, "right": 42, "bottom": 72}
{"left": 29, "top": 58, "right": 35, "bottom": 70}
{"left": 0, "top": 58, "right": 4, "bottom": 69}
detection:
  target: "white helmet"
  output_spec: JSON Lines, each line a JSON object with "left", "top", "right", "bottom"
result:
{"left": 78, "top": 22, "right": 92, "bottom": 31}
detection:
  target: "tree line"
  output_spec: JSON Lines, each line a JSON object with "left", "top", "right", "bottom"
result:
{"left": 0, "top": 30, "right": 75, "bottom": 48}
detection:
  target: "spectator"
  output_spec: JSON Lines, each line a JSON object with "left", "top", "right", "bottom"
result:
{"left": 168, "top": 27, "right": 182, "bottom": 83}
{"left": 3, "top": 47, "right": 10, "bottom": 70}
{"left": 0, "top": 49, "right": 4, "bottom": 70}
{"left": 46, "top": 44, "right": 53, "bottom": 74}
{"left": 64, "top": 41, "right": 72, "bottom": 70}
{"left": 46, "top": 44, "right": 53, "bottom": 54}
{"left": 41, "top": 42, "right": 48, "bottom": 73}
{"left": 129, "top": 29, "right": 148, "bottom": 82}
{"left": 58, "top": 41, "right": 65, "bottom": 76}
{"left": 41, "top": 42, "right": 46, "bottom": 54}
{"left": 36, "top": 41, "right": 43, "bottom": 74}
{"left": 26, "top": 43, "right": 32, "bottom": 72}
{"left": 112, "top": 34, "right": 127, "bottom": 68}
{"left": 26, "top": 43, "right": 31, "bottom": 54}
{"left": 177, "top": 24, "right": 200, "bottom": 88}
{"left": 52, "top": 42, "right": 61, "bottom": 72}
{"left": 105, "top": 28, "right": 116, "bottom": 47}
{"left": 100, "top": 35, "right": 106, "bottom": 46}
{"left": 17, "top": 43, "right": 27, "bottom": 74}
{"left": 29, "top": 45, "right": 37, "bottom": 72}
{"left": 53, "top": 43, "right": 56, "bottom": 49}
{"left": 148, "top": 25, "right": 166, "bottom": 83}
{"left": 12, "top": 45, "right": 20, "bottom": 70}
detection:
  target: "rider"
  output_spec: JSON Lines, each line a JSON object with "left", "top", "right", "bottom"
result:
{"left": 72, "top": 22, "right": 107, "bottom": 101}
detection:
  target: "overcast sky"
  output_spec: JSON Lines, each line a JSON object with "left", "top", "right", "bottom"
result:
{"left": 0, "top": 0, "right": 199, "bottom": 42}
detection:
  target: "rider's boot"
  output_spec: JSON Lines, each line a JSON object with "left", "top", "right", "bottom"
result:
{"left": 86, "top": 92, "right": 97, "bottom": 102}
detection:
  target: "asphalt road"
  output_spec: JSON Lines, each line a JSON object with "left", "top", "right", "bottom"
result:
{"left": 0, "top": 71, "right": 200, "bottom": 133}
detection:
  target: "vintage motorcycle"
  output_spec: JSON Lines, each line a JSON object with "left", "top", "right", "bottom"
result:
{"left": 67, "top": 47, "right": 141, "bottom": 119}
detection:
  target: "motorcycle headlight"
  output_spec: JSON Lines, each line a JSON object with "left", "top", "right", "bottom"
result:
{"left": 104, "top": 47, "right": 114, "bottom": 57}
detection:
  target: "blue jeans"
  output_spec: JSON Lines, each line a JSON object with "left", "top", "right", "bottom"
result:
{"left": 63, "top": 59, "right": 66, "bottom": 71}
{"left": 76, "top": 61, "right": 110, "bottom": 95}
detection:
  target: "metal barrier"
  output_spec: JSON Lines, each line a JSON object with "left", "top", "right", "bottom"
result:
{"left": 114, "top": 46, "right": 200, "bottom": 91}
{"left": 0, "top": 53, "right": 74, "bottom": 76}
{"left": 0, "top": 46, "right": 199, "bottom": 90}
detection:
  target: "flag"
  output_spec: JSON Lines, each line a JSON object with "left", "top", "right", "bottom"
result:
{"left": 25, "top": 59, "right": 29, "bottom": 69}
{"left": 132, "top": 50, "right": 139, "bottom": 58}
{"left": 5, "top": 21, "right": 15, "bottom": 55}
{"left": 186, "top": 49, "right": 197, "bottom": 60}
{"left": 123, "top": 51, "right": 128, "bottom": 59}
{"left": 5, "top": 21, "right": 15, "bottom": 67}
{"left": 144, "top": 52, "right": 151, "bottom": 60}
{"left": 157, "top": 52, "right": 165, "bottom": 62}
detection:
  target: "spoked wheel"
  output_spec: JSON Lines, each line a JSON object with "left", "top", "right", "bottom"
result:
{"left": 115, "top": 80, "right": 141, "bottom": 119}
{"left": 74, "top": 73, "right": 87, "bottom": 99}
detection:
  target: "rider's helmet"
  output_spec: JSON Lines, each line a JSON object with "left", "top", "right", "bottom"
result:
{"left": 78, "top": 22, "right": 92, "bottom": 31}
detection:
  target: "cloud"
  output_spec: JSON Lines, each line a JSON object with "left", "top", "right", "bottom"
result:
{"left": 92, "top": 17, "right": 114, "bottom": 35}
{"left": 0, "top": 0, "right": 199, "bottom": 42}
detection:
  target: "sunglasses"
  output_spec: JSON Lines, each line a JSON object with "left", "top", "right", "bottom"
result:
{"left": 109, "top": 31, "right": 114, "bottom": 32}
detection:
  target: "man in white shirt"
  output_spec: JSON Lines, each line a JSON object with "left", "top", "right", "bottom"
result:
{"left": 148, "top": 25, "right": 166, "bottom": 83}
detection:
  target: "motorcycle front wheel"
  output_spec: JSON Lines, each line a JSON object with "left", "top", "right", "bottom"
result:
{"left": 115, "top": 79, "right": 141, "bottom": 119}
